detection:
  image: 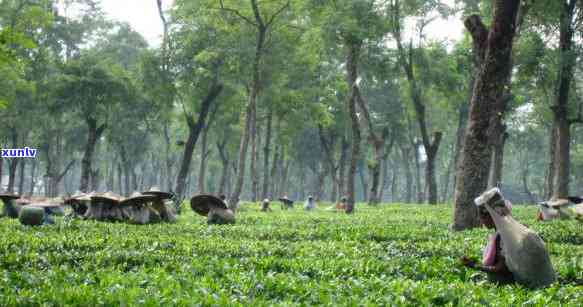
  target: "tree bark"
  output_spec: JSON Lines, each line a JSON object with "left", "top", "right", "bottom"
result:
{"left": 337, "top": 136, "right": 349, "bottom": 199}
{"left": 198, "top": 125, "right": 210, "bottom": 193}
{"left": 91, "top": 168, "right": 100, "bottom": 192}
{"left": 163, "top": 124, "right": 174, "bottom": 192}
{"left": 412, "top": 141, "right": 423, "bottom": 203}
{"left": 279, "top": 157, "right": 290, "bottom": 198}
{"left": 452, "top": 102, "right": 469, "bottom": 197}
{"left": 317, "top": 125, "right": 339, "bottom": 201}
{"left": 120, "top": 146, "right": 130, "bottom": 195}
{"left": 545, "top": 125, "right": 556, "bottom": 199}
{"left": 441, "top": 143, "right": 455, "bottom": 202}
{"left": 261, "top": 110, "right": 273, "bottom": 199}
{"left": 250, "top": 109, "right": 259, "bottom": 201}
{"left": 452, "top": 1, "right": 521, "bottom": 231}
{"left": 231, "top": 101, "right": 253, "bottom": 207}
{"left": 29, "top": 160, "right": 36, "bottom": 195}
{"left": 80, "top": 118, "right": 105, "bottom": 193}
{"left": 425, "top": 133, "right": 442, "bottom": 204}
{"left": 378, "top": 150, "right": 390, "bottom": 202}
{"left": 358, "top": 160, "right": 368, "bottom": 202}
{"left": 224, "top": 0, "right": 290, "bottom": 208}
{"left": 344, "top": 36, "right": 363, "bottom": 213}
{"left": 217, "top": 134, "right": 230, "bottom": 196}
{"left": 7, "top": 128, "right": 18, "bottom": 193}
{"left": 488, "top": 128, "right": 508, "bottom": 188}
{"left": 117, "top": 163, "right": 123, "bottom": 195}
{"left": 391, "top": 2, "right": 442, "bottom": 204}
{"left": 269, "top": 144, "right": 279, "bottom": 199}
{"left": 551, "top": 0, "right": 578, "bottom": 200}
{"left": 400, "top": 144, "right": 413, "bottom": 203}
{"left": 18, "top": 159, "right": 25, "bottom": 194}
{"left": 175, "top": 83, "right": 223, "bottom": 206}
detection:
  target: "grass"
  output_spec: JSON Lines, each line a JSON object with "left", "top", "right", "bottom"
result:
{"left": 0, "top": 203, "right": 581, "bottom": 306}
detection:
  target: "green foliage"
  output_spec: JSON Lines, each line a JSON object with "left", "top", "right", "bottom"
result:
{"left": 0, "top": 205, "right": 581, "bottom": 305}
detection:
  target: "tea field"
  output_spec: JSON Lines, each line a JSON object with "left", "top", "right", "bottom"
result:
{"left": 0, "top": 203, "right": 581, "bottom": 306}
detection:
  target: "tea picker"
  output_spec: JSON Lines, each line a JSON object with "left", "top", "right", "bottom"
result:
{"left": 18, "top": 202, "right": 62, "bottom": 225}
{"left": 63, "top": 192, "right": 93, "bottom": 217}
{"left": 0, "top": 193, "right": 21, "bottom": 218}
{"left": 142, "top": 187, "right": 177, "bottom": 223}
{"left": 538, "top": 197, "right": 583, "bottom": 222}
{"left": 278, "top": 195, "right": 294, "bottom": 210}
{"left": 120, "top": 192, "right": 160, "bottom": 224}
{"left": 87, "top": 192, "right": 125, "bottom": 221}
{"left": 304, "top": 195, "right": 316, "bottom": 211}
{"left": 261, "top": 198, "right": 272, "bottom": 212}
{"left": 461, "top": 188, "right": 556, "bottom": 288}
{"left": 190, "top": 194, "right": 235, "bottom": 225}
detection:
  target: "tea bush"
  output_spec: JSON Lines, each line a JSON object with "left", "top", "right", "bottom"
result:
{"left": 0, "top": 203, "right": 581, "bottom": 306}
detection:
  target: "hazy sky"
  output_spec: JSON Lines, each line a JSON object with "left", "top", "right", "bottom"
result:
{"left": 99, "top": 0, "right": 174, "bottom": 47}
{"left": 98, "top": 0, "right": 463, "bottom": 48}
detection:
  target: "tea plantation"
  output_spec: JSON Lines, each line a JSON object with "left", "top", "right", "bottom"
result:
{"left": 0, "top": 204, "right": 581, "bottom": 306}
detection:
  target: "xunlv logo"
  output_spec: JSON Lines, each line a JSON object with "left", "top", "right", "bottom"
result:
{"left": 1, "top": 147, "right": 37, "bottom": 158}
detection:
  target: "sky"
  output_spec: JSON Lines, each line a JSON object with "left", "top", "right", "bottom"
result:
{"left": 99, "top": 0, "right": 174, "bottom": 47}
{"left": 97, "top": 0, "right": 464, "bottom": 48}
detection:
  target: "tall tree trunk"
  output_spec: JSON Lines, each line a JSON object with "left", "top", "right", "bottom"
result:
{"left": 425, "top": 141, "right": 441, "bottom": 204}
{"left": 441, "top": 143, "right": 455, "bottom": 203}
{"left": 317, "top": 125, "right": 339, "bottom": 202}
{"left": 390, "top": 157, "right": 399, "bottom": 202}
{"left": 250, "top": 110, "right": 259, "bottom": 201}
{"left": 175, "top": 83, "right": 223, "bottom": 207}
{"left": 163, "top": 124, "right": 174, "bottom": 191}
{"left": 229, "top": 33, "right": 265, "bottom": 210}
{"left": 545, "top": 126, "right": 556, "bottom": 199}
{"left": 344, "top": 37, "right": 362, "bottom": 213}
{"left": 452, "top": 1, "right": 521, "bottom": 231}
{"left": 279, "top": 158, "right": 290, "bottom": 198}
{"left": 367, "top": 133, "right": 390, "bottom": 204}
{"left": 453, "top": 95, "right": 471, "bottom": 194}
{"left": 7, "top": 128, "right": 18, "bottom": 193}
{"left": 198, "top": 126, "right": 210, "bottom": 194}
{"left": 379, "top": 142, "right": 394, "bottom": 202}
{"left": 337, "top": 137, "right": 349, "bottom": 199}
{"left": 488, "top": 129, "right": 508, "bottom": 188}
{"left": 18, "top": 159, "right": 25, "bottom": 194}
{"left": 379, "top": 152, "right": 390, "bottom": 202}
{"left": 522, "top": 165, "right": 535, "bottom": 204}
{"left": 392, "top": 2, "right": 442, "bottom": 204}
{"left": 29, "top": 160, "right": 36, "bottom": 195}
{"left": 413, "top": 141, "right": 423, "bottom": 203}
{"left": 120, "top": 147, "right": 130, "bottom": 195}
{"left": 217, "top": 135, "right": 230, "bottom": 196}
{"left": 91, "top": 168, "right": 100, "bottom": 192}
{"left": 358, "top": 161, "right": 368, "bottom": 202}
{"left": 314, "top": 165, "right": 327, "bottom": 200}
{"left": 80, "top": 118, "right": 105, "bottom": 193}
{"left": 261, "top": 111, "right": 273, "bottom": 199}
{"left": 269, "top": 144, "right": 279, "bottom": 199}
{"left": 117, "top": 163, "right": 123, "bottom": 195}
{"left": 400, "top": 145, "right": 413, "bottom": 203}
{"left": 226, "top": 0, "right": 289, "bottom": 208}
{"left": 551, "top": 0, "right": 578, "bottom": 200}
{"left": 107, "top": 158, "right": 115, "bottom": 191}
